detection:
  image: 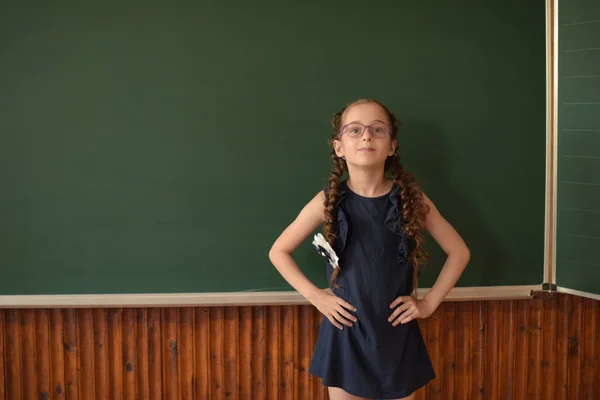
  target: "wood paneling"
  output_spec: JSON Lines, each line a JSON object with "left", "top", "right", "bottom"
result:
{"left": 0, "top": 293, "right": 598, "bottom": 399}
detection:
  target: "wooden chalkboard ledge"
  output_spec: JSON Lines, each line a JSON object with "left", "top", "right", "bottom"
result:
{"left": 0, "top": 285, "right": 541, "bottom": 308}
{"left": 556, "top": 287, "right": 600, "bottom": 302}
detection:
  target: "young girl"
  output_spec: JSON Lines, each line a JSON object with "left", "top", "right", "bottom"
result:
{"left": 269, "top": 99, "right": 470, "bottom": 400}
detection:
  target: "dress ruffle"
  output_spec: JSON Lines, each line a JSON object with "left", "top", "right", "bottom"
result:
{"left": 383, "top": 185, "right": 416, "bottom": 266}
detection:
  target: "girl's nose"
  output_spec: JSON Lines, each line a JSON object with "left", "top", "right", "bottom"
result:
{"left": 362, "top": 128, "right": 374, "bottom": 140}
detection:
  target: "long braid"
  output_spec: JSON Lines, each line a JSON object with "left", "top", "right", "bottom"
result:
{"left": 383, "top": 108, "right": 430, "bottom": 295}
{"left": 324, "top": 111, "right": 346, "bottom": 288}
{"left": 387, "top": 154, "right": 430, "bottom": 295}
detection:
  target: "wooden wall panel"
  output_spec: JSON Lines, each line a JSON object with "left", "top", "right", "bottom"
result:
{"left": 49, "top": 309, "right": 65, "bottom": 400}
{"left": 0, "top": 293, "right": 598, "bottom": 399}
{"left": 0, "top": 312, "right": 6, "bottom": 400}
{"left": 63, "top": 309, "right": 78, "bottom": 399}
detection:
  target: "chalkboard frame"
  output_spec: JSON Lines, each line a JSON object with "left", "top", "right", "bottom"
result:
{"left": 552, "top": 0, "right": 600, "bottom": 301}
{"left": 0, "top": 1, "right": 555, "bottom": 306}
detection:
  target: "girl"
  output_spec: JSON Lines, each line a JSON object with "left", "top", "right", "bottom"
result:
{"left": 269, "top": 99, "right": 470, "bottom": 400}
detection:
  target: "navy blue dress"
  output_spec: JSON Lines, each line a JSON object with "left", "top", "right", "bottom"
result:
{"left": 309, "top": 181, "right": 435, "bottom": 399}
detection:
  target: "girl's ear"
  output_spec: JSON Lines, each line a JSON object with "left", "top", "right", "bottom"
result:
{"left": 388, "top": 139, "right": 397, "bottom": 156}
{"left": 333, "top": 139, "right": 344, "bottom": 158}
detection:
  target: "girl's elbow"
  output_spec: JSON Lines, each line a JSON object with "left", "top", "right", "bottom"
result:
{"left": 461, "top": 246, "right": 471, "bottom": 265}
{"left": 268, "top": 245, "right": 278, "bottom": 263}
{"left": 449, "top": 244, "right": 470, "bottom": 267}
{"left": 268, "top": 245, "right": 288, "bottom": 264}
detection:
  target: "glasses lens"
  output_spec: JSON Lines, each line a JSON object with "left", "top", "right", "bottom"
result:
{"left": 345, "top": 123, "right": 364, "bottom": 137}
{"left": 371, "top": 123, "right": 390, "bottom": 137}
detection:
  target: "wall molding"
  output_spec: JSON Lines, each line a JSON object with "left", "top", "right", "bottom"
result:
{"left": 0, "top": 285, "right": 541, "bottom": 308}
{"left": 557, "top": 286, "right": 600, "bottom": 301}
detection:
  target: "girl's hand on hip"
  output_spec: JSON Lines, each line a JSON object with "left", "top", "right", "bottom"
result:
{"left": 311, "top": 288, "right": 357, "bottom": 330}
{"left": 388, "top": 296, "right": 434, "bottom": 326}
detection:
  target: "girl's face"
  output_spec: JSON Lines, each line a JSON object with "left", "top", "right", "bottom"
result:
{"left": 333, "top": 102, "right": 397, "bottom": 168}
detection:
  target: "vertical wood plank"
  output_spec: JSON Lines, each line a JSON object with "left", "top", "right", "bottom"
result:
{"left": 163, "top": 308, "right": 179, "bottom": 400}
{"left": 298, "top": 305, "right": 312, "bottom": 400}
{"left": 426, "top": 304, "right": 442, "bottom": 399}
{"left": 554, "top": 294, "right": 569, "bottom": 400}
{"left": 108, "top": 308, "right": 123, "bottom": 400}
{"left": 50, "top": 309, "right": 65, "bottom": 400}
{"left": 455, "top": 302, "right": 471, "bottom": 399}
{"left": 311, "top": 307, "right": 327, "bottom": 400}
{"left": 21, "top": 309, "right": 37, "bottom": 400}
{"left": 93, "top": 309, "right": 109, "bottom": 400}
{"left": 5, "top": 310, "right": 22, "bottom": 400}
{"left": 514, "top": 298, "right": 529, "bottom": 400}
{"left": 280, "top": 306, "right": 294, "bottom": 400}
{"left": 239, "top": 306, "right": 252, "bottom": 399}
{"left": 210, "top": 307, "right": 225, "bottom": 399}
{"left": 596, "top": 298, "right": 600, "bottom": 399}
{"left": 148, "top": 308, "right": 162, "bottom": 400}
{"left": 527, "top": 297, "right": 542, "bottom": 399}
{"left": 293, "top": 306, "right": 300, "bottom": 400}
{"left": 194, "top": 308, "right": 210, "bottom": 399}
{"left": 161, "top": 309, "right": 166, "bottom": 398}
{"left": 122, "top": 309, "right": 137, "bottom": 400}
{"left": 252, "top": 306, "right": 267, "bottom": 400}
{"left": 78, "top": 309, "right": 95, "bottom": 400}
{"left": 312, "top": 317, "right": 321, "bottom": 400}
{"left": 567, "top": 295, "right": 583, "bottom": 400}
{"left": 496, "top": 301, "right": 506, "bottom": 400}
{"left": 63, "top": 309, "right": 79, "bottom": 400}
{"left": 541, "top": 295, "right": 557, "bottom": 400}
{"left": 498, "top": 301, "right": 515, "bottom": 400}
{"left": 581, "top": 298, "right": 597, "bottom": 398}
{"left": 267, "top": 306, "right": 281, "bottom": 400}
{"left": 136, "top": 309, "right": 150, "bottom": 400}
{"left": 458, "top": 302, "right": 477, "bottom": 399}
{"left": 179, "top": 307, "right": 194, "bottom": 400}
{"left": 0, "top": 311, "right": 6, "bottom": 400}
{"left": 470, "top": 302, "right": 484, "bottom": 399}
{"left": 224, "top": 306, "right": 239, "bottom": 399}
{"left": 484, "top": 301, "right": 499, "bottom": 400}
{"left": 414, "top": 315, "right": 429, "bottom": 400}
{"left": 35, "top": 310, "right": 51, "bottom": 400}
{"left": 442, "top": 302, "right": 456, "bottom": 398}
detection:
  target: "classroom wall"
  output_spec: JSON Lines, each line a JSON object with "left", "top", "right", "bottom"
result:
{"left": 1, "top": 293, "right": 598, "bottom": 399}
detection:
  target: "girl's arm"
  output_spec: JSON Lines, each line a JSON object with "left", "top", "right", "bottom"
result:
{"left": 419, "top": 193, "right": 471, "bottom": 313}
{"left": 269, "top": 190, "right": 357, "bottom": 330}
{"left": 389, "top": 193, "right": 471, "bottom": 325}
{"left": 269, "top": 191, "right": 326, "bottom": 300}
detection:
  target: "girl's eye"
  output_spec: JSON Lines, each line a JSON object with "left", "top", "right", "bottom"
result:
{"left": 346, "top": 124, "right": 364, "bottom": 135}
{"left": 372, "top": 124, "right": 389, "bottom": 135}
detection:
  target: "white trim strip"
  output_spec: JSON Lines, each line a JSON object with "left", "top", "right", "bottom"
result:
{"left": 544, "top": 0, "right": 550, "bottom": 287}
{"left": 557, "top": 286, "right": 600, "bottom": 301}
{"left": 0, "top": 285, "right": 541, "bottom": 308}
{"left": 433, "top": 285, "right": 540, "bottom": 302}
{"left": 544, "top": 0, "right": 558, "bottom": 287}
{"left": 551, "top": 0, "right": 558, "bottom": 286}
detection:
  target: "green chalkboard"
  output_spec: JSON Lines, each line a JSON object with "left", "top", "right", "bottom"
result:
{"left": 0, "top": 0, "right": 546, "bottom": 295}
{"left": 556, "top": 0, "right": 600, "bottom": 296}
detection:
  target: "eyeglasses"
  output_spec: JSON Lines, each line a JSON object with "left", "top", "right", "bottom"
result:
{"left": 339, "top": 122, "right": 392, "bottom": 138}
